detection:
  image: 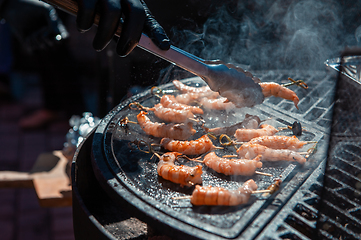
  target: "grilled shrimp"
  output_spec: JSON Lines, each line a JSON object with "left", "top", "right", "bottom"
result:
{"left": 248, "top": 135, "right": 309, "bottom": 150}
{"left": 237, "top": 143, "right": 306, "bottom": 164}
{"left": 199, "top": 97, "right": 236, "bottom": 111}
{"left": 160, "top": 94, "right": 204, "bottom": 115}
{"left": 157, "top": 152, "right": 203, "bottom": 187}
{"left": 190, "top": 179, "right": 258, "bottom": 206}
{"left": 207, "top": 114, "right": 261, "bottom": 135}
{"left": 203, "top": 152, "right": 263, "bottom": 176}
{"left": 160, "top": 135, "right": 215, "bottom": 155}
{"left": 151, "top": 103, "right": 194, "bottom": 123}
{"left": 260, "top": 82, "right": 299, "bottom": 109}
{"left": 175, "top": 91, "right": 219, "bottom": 105}
{"left": 234, "top": 124, "right": 279, "bottom": 142}
{"left": 173, "top": 80, "right": 212, "bottom": 93}
{"left": 137, "top": 111, "right": 196, "bottom": 140}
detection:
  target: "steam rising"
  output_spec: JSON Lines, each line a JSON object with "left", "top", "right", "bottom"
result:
{"left": 164, "top": 0, "right": 361, "bottom": 73}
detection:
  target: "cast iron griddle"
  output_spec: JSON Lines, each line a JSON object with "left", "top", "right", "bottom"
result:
{"left": 91, "top": 77, "right": 327, "bottom": 240}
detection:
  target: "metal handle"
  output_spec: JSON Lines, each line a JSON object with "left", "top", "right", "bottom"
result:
{"left": 42, "top": 0, "right": 210, "bottom": 79}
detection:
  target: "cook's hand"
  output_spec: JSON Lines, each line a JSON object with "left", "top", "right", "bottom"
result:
{"left": 0, "top": 0, "right": 68, "bottom": 54}
{"left": 76, "top": 0, "right": 170, "bottom": 56}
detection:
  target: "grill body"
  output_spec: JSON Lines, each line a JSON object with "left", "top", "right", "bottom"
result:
{"left": 72, "top": 70, "right": 340, "bottom": 239}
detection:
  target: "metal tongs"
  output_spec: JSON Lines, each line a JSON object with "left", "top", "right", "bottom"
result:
{"left": 42, "top": 0, "right": 264, "bottom": 108}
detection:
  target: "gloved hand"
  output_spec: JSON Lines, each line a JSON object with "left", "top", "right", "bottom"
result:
{"left": 0, "top": 0, "right": 68, "bottom": 54}
{"left": 76, "top": 0, "right": 170, "bottom": 57}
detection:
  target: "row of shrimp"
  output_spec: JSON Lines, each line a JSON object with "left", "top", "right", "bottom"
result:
{"left": 133, "top": 77, "right": 303, "bottom": 140}
{"left": 133, "top": 91, "right": 206, "bottom": 140}
{"left": 173, "top": 78, "right": 303, "bottom": 110}
{"left": 154, "top": 150, "right": 263, "bottom": 206}
{"left": 231, "top": 120, "right": 316, "bottom": 164}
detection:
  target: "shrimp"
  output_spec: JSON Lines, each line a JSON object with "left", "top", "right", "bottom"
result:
{"left": 190, "top": 179, "right": 258, "bottom": 206}
{"left": 203, "top": 152, "right": 263, "bottom": 176}
{"left": 207, "top": 114, "right": 261, "bottom": 136}
{"left": 160, "top": 94, "right": 204, "bottom": 115}
{"left": 199, "top": 97, "right": 236, "bottom": 111}
{"left": 160, "top": 134, "right": 215, "bottom": 155}
{"left": 137, "top": 111, "right": 196, "bottom": 140}
{"left": 248, "top": 135, "right": 310, "bottom": 150}
{"left": 151, "top": 103, "right": 195, "bottom": 123}
{"left": 157, "top": 152, "right": 203, "bottom": 187}
{"left": 173, "top": 80, "right": 212, "bottom": 93}
{"left": 259, "top": 82, "right": 299, "bottom": 109}
{"left": 237, "top": 143, "right": 306, "bottom": 164}
{"left": 175, "top": 91, "right": 219, "bottom": 105}
{"left": 234, "top": 124, "right": 279, "bottom": 142}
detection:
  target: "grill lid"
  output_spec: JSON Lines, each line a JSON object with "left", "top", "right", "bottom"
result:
{"left": 91, "top": 76, "right": 328, "bottom": 239}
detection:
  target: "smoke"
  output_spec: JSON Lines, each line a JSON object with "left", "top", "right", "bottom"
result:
{"left": 166, "top": 0, "right": 361, "bottom": 71}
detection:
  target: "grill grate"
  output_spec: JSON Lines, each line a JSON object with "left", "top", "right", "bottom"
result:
{"left": 315, "top": 61, "right": 361, "bottom": 240}
{"left": 255, "top": 157, "right": 324, "bottom": 240}
{"left": 318, "top": 141, "right": 361, "bottom": 240}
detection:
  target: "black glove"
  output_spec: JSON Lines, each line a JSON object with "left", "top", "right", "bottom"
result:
{"left": 0, "top": 0, "right": 68, "bottom": 54}
{"left": 76, "top": 0, "right": 170, "bottom": 57}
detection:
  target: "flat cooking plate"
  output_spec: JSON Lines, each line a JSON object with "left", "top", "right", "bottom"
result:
{"left": 91, "top": 77, "right": 327, "bottom": 240}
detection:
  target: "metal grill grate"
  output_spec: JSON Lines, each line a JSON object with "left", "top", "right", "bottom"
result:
{"left": 315, "top": 61, "right": 361, "bottom": 240}
{"left": 318, "top": 141, "right": 361, "bottom": 240}
{"left": 255, "top": 158, "right": 324, "bottom": 240}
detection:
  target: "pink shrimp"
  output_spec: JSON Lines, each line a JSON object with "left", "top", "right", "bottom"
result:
{"left": 203, "top": 152, "right": 263, "bottom": 176}
{"left": 234, "top": 124, "right": 279, "bottom": 142}
{"left": 160, "top": 94, "right": 204, "bottom": 115}
{"left": 137, "top": 111, "right": 196, "bottom": 140}
{"left": 190, "top": 179, "right": 258, "bottom": 206}
{"left": 199, "top": 97, "right": 236, "bottom": 111}
{"left": 175, "top": 91, "right": 219, "bottom": 105}
{"left": 207, "top": 114, "right": 261, "bottom": 135}
{"left": 248, "top": 135, "right": 310, "bottom": 150}
{"left": 259, "top": 82, "right": 299, "bottom": 109}
{"left": 160, "top": 135, "right": 215, "bottom": 155}
{"left": 151, "top": 103, "right": 195, "bottom": 123}
{"left": 173, "top": 80, "right": 212, "bottom": 93}
{"left": 157, "top": 152, "right": 203, "bottom": 187}
{"left": 237, "top": 143, "right": 306, "bottom": 164}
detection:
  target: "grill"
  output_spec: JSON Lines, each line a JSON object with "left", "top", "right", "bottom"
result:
{"left": 316, "top": 51, "right": 361, "bottom": 240}
{"left": 71, "top": 66, "right": 359, "bottom": 240}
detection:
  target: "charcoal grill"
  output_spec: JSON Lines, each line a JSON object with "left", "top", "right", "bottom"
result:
{"left": 71, "top": 67, "right": 347, "bottom": 240}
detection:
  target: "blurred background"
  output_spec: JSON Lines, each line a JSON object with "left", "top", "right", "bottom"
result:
{"left": 1, "top": 0, "right": 361, "bottom": 239}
